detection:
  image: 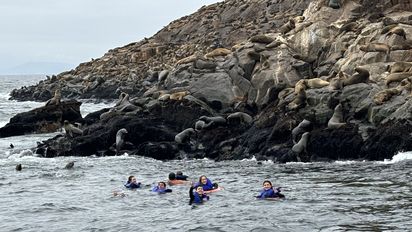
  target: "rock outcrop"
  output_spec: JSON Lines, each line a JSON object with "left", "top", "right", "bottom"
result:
{"left": 0, "top": 100, "right": 82, "bottom": 138}
{"left": 8, "top": 0, "right": 412, "bottom": 162}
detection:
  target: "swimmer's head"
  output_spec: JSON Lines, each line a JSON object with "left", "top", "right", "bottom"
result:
{"left": 199, "top": 175, "right": 208, "bottom": 185}
{"left": 158, "top": 181, "right": 167, "bottom": 189}
{"left": 168, "top": 172, "right": 176, "bottom": 180}
{"left": 196, "top": 186, "right": 204, "bottom": 194}
{"left": 263, "top": 180, "right": 273, "bottom": 190}
{"left": 128, "top": 176, "right": 136, "bottom": 183}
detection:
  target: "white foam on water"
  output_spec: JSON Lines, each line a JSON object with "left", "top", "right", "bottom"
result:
{"left": 241, "top": 155, "right": 257, "bottom": 162}
{"left": 262, "top": 160, "right": 274, "bottom": 164}
{"left": 379, "top": 151, "right": 412, "bottom": 164}
{"left": 80, "top": 101, "right": 114, "bottom": 118}
{"left": 334, "top": 160, "right": 365, "bottom": 165}
{"left": 7, "top": 149, "right": 35, "bottom": 159}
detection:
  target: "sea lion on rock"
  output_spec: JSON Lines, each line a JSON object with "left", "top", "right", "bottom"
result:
{"left": 294, "top": 80, "right": 307, "bottom": 94}
{"left": 158, "top": 70, "right": 169, "bottom": 83}
{"left": 386, "top": 26, "right": 406, "bottom": 40}
{"left": 266, "top": 35, "right": 289, "bottom": 49}
{"left": 226, "top": 112, "right": 253, "bottom": 125}
{"left": 327, "top": 104, "right": 346, "bottom": 129}
{"left": 306, "top": 78, "right": 330, "bottom": 88}
{"left": 100, "top": 108, "right": 119, "bottom": 121}
{"left": 16, "top": 164, "right": 22, "bottom": 171}
{"left": 249, "top": 35, "right": 274, "bottom": 44}
{"left": 114, "top": 92, "right": 138, "bottom": 112}
{"left": 199, "top": 116, "right": 226, "bottom": 129}
{"left": 204, "top": 48, "right": 231, "bottom": 59}
{"left": 343, "top": 67, "right": 370, "bottom": 87}
{"left": 294, "top": 16, "right": 305, "bottom": 23}
{"left": 114, "top": 92, "right": 127, "bottom": 107}
{"left": 247, "top": 50, "right": 261, "bottom": 61}
{"left": 116, "top": 128, "right": 128, "bottom": 155}
{"left": 279, "top": 19, "right": 295, "bottom": 34}
{"left": 329, "top": 76, "right": 344, "bottom": 90}
{"left": 195, "top": 120, "right": 206, "bottom": 131}
{"left": 158, "top": 93, "right": 171, "bottom": 101}
{"left": 45, "top": 89, "right": 61, "bottom": 106}
{"left": 338, "top": 22, "right": 360, "bottom": 34}
{"left": 175, "top": 128, "right": 196, "bottom": 144}
{"left": 287, "top": 88, "right": 306, "bottom": 111}
{"left": 388, "top": 62, "right": 412, "bottom": 73}
{"left": 292, "top": 119, "right": 311, "bottom": 144}
{"left": 381, "top": 24, "right": 398, "bottom": 34}
{"left": 292, "top": 132, "right": 310, "bottom": 155}
{"left": 265, "top": 40, "right": 283, "bottom": 49}
{"left": 170, "top": 91, "right": 190, "bottom": 101}
{"left": 359, "top": 43, "right": 390, "bottom": 55}
{"left": 63, "top": 120, "right": 83, "bottom": 138}
{"left": 385, "top": 73, "right": 412, "bottom": 87}
{"left": 373, "top": 88, "right": 400, "bottom": 105}
{"left": 176, "top": 52, "right": 200, "bottom": 65}
{"left": 382, "top": 17, "right": 396, "bottom": 26}
{"left": 294, "top": 78, "right": 329, "bottom": 94}
{"left": 400, "top": 78, "right": 412, "bottom": 93}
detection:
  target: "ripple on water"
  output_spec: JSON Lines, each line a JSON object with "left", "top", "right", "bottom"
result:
{"left": 0, "top": 154, "right": 411, "bottom": 231}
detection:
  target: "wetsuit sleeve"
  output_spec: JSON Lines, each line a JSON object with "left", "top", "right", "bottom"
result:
{"left": 130, "top": 183, "right": 141, "bottom": 188}
{"left": 189, "top": 187, "right": 195, "bottom": 205}
{"left": 165, "top": 189, "right": 172, "bottom": 193}
{"left": 256, "top": 190, "right": 264, "bottom": 199}
{"left": 176, "top": 175, "right": 188, "bottom": 180}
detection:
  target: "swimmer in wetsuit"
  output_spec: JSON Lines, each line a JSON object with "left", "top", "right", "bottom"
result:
{"left": 152, "top": 181, "right": 172, "bottom": 194}
{"left": 124, "top": 176, "right": 141, "bottom": 189}
{"left": 189, "top": 185, "right": 209, "bottom": 205}
{"left": 194, "top": 175, "right": 218, "bottom": 191}
{"left": 256, "top": 180, "right": 284, "bottom": 199}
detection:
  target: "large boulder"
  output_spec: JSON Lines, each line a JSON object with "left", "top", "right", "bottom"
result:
{"left": 0, "top": 100, "right": 82, "bottom": 138}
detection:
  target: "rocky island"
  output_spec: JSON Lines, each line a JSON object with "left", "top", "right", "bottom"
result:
{"left": 5, "top": 0, "right": 412, "bottom": 162}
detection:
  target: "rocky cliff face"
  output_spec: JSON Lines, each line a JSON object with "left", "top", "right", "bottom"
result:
{"left": 9, "top": 0, "right": 412, "bottom": 161}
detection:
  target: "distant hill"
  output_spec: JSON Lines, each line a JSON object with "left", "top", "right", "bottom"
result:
{"left": 2, "top": 62, "right": 75, "bottom": 75}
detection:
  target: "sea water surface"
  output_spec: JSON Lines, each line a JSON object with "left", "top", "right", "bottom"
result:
{"left": 0, "top": 75, "right": 411, "bottom": 232}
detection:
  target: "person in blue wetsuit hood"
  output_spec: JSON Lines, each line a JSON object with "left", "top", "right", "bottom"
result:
{"left": 189, "top": 185, "right": 209, "bottom": 205}
{"left": 194, "top": 175, "right": 218, "bottom": 191}
{"left": 152, "top": 181, "right": 172, "bottom": 194}
{"left": 124, "top": 176, "right": 141, "bottom": 189}
{"left": 256, "top": 180, "right": 285, "bottom": 199}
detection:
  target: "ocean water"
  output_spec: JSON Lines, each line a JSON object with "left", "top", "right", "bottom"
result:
{"left": 0, "top": 75, "right": 411, "bottom": 232}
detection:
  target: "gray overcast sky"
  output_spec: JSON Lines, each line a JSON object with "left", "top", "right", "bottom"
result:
{"left": 0, "top": 0, "right": 221, "bottom": 74}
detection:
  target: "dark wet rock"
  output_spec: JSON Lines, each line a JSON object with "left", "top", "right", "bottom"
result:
{"left": 10, "top": 0, "right": 412, "bottom": 162}
{"left": 307, "top": 126, "right": 364, "bottom": 161}
{"left": 132, "top": 142, "right": 178, "bottom": 160}
{"left": 0, "top": 100, "right": 82, "bottom": 138}
{"left": 361, "top": 120, "right": 412, "bottom": 160}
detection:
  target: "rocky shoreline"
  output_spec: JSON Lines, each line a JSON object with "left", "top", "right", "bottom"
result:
{"left": 4, "top": 0, "right": 412, "bottom": 162}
